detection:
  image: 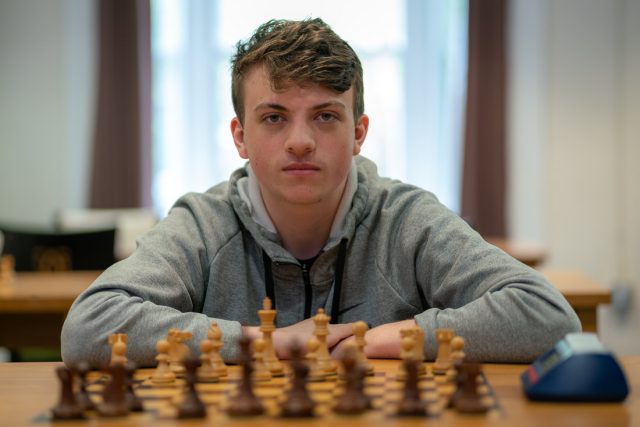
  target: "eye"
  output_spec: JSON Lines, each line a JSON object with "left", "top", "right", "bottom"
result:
{"left": 316, "top": 112, "right": 338, "bottom": 122}
{"left": 263, "top": 113, "right": 284, "bottom": 124}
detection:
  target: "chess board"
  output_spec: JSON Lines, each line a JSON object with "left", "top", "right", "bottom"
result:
{"left": 80, "top": 360, "right": 501, "bottom": 424}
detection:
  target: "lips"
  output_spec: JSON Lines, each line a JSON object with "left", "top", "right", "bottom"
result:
{"left": 282, "top": 163, "right": 320, "bottom": 172}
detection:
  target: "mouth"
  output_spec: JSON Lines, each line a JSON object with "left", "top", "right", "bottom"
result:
{"left": 282, "top": 163, "right": 320, "bottom": 174}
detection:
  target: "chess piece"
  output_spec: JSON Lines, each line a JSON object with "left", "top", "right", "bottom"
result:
{"left": 333, "top": 344, "right": 370, "bottom": 415}
{"left": 396, "top": 358, "right": 427, "bottom": 416}
{"left": 198, "top": 339, "right": 220, "bottom": 382}
{"left": 312, "top": 308, "right": 337, "bottom": 376}
{"left": 411, "top": 326, "right": 427, "bottom": 376}
{"left": 280, "top": 341, "right": 315, "bottom": 417}
{"left": 177, "top": 358, "right": 207, "bottom": 419}
{"left": 207, "top": 321, "right": 228, "bottom": 377}
{"left": 432, "top": 328, "right": 454, "bottom": 374}
{"left": 352, "top": 321, "right": 374, "bottom": 375}
{"left": 305, "top": 337, "right": 326, "bottom": 381}
{"left": 226, "top": 336, "right": 264, "bottom": 416}
{"left": 251, "top": 338, "right": 272, "bottom": 382}
{"left": 51, "top": 366, "right": 84, "bottom": 420}
{"left": 74, "top": 362, "right": 96, "bottom": 412}
{"left": 108, "top": 333, "right": 128, "bottom": 366}
{"left": 258, "top": 297, "right": 285, "bottom": 376}
{"left": 124, "top": 363, "right": 143, "bottom": 412}
{"left": 152, "top": 339, "right": 176, "bottom": 385}
{"left": 446, "top": 335, "right": 466, "bottom": 382}
{"left": 453, "top": 363, "right": 489, "bottom": 414}
{"left": 397, "top": 333, "right": 416, "bottom": 381}
{"left": 167, "top": 328, "right": 192, "bottom": 376}
{"left": 98, "top": 363, "right": 129, "bottom": 417}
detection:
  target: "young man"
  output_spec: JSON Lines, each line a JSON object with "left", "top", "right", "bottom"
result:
{"left": 61, "top": 18, "right": 580, "bottom": 367}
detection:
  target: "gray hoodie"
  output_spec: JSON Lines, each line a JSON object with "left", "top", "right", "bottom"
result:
{"left": 61, "top": 156, "right": 580, "bottom": 367}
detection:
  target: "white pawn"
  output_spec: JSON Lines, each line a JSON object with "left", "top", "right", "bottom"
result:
{"left": 151, "top": 339, "right": 176, "bottom": 385}
{"left": 252, "top": 338, "right": 272, "bottom": 382}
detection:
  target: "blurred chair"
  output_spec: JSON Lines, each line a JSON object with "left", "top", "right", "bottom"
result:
{"left": 55, "top": 208, "right": 157, "bottom": 260}
{"left": 0, "top": 226, "right": 117, "bottom": 271}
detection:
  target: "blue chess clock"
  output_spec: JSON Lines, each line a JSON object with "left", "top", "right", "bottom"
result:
{"left": 521, "top": 333, "right": 629, "bottom": 402}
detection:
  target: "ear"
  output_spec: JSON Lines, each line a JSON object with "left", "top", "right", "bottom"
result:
{"left": 352, "top": 114, "right": 369, "bottom": 156}
{"left": 231, "top": 117, "right": 249, "bottom": 159}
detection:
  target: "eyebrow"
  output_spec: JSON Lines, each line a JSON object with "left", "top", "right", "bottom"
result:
{"left": 254, "top": 101, "right": 347, "bottom": 112}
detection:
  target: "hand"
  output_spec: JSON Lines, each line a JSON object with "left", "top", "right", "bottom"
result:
{"left": 243, "top": 318, "right": 354, "bottom": 359}
{"left": 331, "top": 319, "right": 419, "bottom": 359}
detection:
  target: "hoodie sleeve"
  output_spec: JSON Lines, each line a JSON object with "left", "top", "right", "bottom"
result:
{"left": 393, "top": 193, "right": 581, "bottom": 363}
{"left": 60, "top": 194, "right": 243, "bottom": 367}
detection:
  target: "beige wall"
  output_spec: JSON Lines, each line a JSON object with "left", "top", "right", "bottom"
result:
{"left": 509, "top": 0, "right": 640, "bottom": 354}
{"left": 0, "top": 0, "right": 96, "bottom": 227}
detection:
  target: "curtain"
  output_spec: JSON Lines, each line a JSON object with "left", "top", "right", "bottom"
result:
{"left": 90, "top": 0, "right": 151, "bottom": 209}
{"left": 460, "top": 0, "right": 506, "bottom": 237}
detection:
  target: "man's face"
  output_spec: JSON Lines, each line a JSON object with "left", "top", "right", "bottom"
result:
{"left": 231, "top": 66, "right": 368, "bottom": 210}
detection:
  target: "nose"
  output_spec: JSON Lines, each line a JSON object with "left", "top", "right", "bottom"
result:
{"left": 284, "top": 120, "right": 315, "bottom": 157}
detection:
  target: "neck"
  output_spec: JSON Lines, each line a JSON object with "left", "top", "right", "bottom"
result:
{"left": 267, "top": 201, "right": 340, "bottom": 260}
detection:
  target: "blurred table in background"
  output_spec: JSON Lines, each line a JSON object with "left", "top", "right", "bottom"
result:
{"left": 541, "top": 270, "right": 612, "bottom": 333}
{"left": 0, "top": 271, "right": 100, "bottom": 351}
{"left": 486, "top": 237, "right": 547, "bottom": 268}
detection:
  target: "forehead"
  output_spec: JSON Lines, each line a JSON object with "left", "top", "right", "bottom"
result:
{"left": 242, "top": 65, "right": 354, "bottom": 109}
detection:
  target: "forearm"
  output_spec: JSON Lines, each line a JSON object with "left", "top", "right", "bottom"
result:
{"left": 414, "top": 286, "right": 581, "bottom": 363}
{"left": 61, "top": 290, "right": 244, "bottom": 367}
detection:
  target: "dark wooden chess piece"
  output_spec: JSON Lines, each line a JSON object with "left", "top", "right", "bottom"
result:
{"left": 74, "top": 362, "right": 96, "bottom": 412}
{"left": 98, "top": 363, "right": 129, "bottom": 417}
{"left": 396, "top": 358, "right": 427, "bottom": 416}
{"left": 454, "top": 363, "right": 489, "bottom": 414}
{"left": 280, "top": 340, "right": 315, "bottom": 417}
{"left": 226, "top": 336, "right": 264, "bottom": 416}
{"left": 334, "top": 345, "right": 370, "bottom": 415}
{"left": 125, "top": 363, "right": 144, "bottom": 412}
{"left": 51, "top": 366, "right": 85, "bottom": 420}
{"left": 177, "top": 358, "right": 207, "bottom": 419}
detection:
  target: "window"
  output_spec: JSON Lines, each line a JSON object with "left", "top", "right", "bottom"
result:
{"left": 151, "top": 0, "right": 467, "bottom": 216}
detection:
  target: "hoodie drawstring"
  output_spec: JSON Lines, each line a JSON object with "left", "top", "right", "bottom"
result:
{"left": 261, "top": 237, "right": 348, "bottom": 324}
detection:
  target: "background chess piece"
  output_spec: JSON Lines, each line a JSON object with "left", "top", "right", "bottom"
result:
{"left": 305, "top": 337, "right": 326, "bottom": 381}
{"left": 177, "top": 358, "right": 207, "bottom": 419}
{"left": 226, "top": 336, "right": 264, "bottom": 416}
{"left": 396, "top": 358, "right": 427, "bottom": 416}
{"left": 167, "top": 328, "right": 192, "bottom": 376}
{"left": 98, "top": 363, "right": 129, "bottom": 417}
{"left": 333, "top": 344, "right": 370, "bottom": 415}
{"left": 108, "top": 333, "right": 128, "bottom": 366}
{"left": 352, "top": 321, "right": 374, "bottom": 375}
{"left": 74, "top": 362, "right": 96, "bottom": 412}
{"left": 312, "top": 308, "right": 337, "bottom": 376}
{"left": 251, "top": 337, "right": 272, "bottom": 382}
{"left": 152, "top": 339, "right": 176, "bottom": 385}
{"left": 207, "top": 321, "right": 228, "bottom": 377}
{"left": 51, "top": 366, "right": 84, "bottom": 420}
{"left": 258, "top": 297, "right": 284, "bottom": 376}
{"left": 432, "top": 328, "right": 454, "bottom": 374}
{"left": 280, "top": 341, "right": 315, "bottom": 417}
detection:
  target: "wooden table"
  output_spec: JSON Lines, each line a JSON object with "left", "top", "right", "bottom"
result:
{"left": 541, "top": 270, "right": 611, "bottom": 333}
{"left": 0, "top": 357, "right": 637, "bottom": 426}
{"left": 0, "top": 271, "right": 100, "bottom": 348}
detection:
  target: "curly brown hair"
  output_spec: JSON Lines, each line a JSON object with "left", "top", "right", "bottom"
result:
{"left": 231, "top": 18, "right": 364, "bottom": 124}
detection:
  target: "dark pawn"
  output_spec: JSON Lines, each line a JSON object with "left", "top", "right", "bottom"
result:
{"left": 177, "top": 358, "right": 207, "bottom": 419}
{"left": 454, "top": 363, "right": 489, "bottom": 414}
{"left": 226, "top": 336, "right": 264, "bottom": 416}
{"left": 280, "top": 341, "right": 315, "bottom": 417}
{"left": 334, "top": 346, "right": 370, "bottom": 415}
{"left": 125, "top": 363, "right": 144, "bottom": 412}
{"left": 74, "top": 362, "right": 96, "bottom": 412}
{"left": 98, "top": 363, "right": 129, "bottom": 417}
{"left": 396, "top": 358, "right": 428, "bottom": 416}
{"left": 51, "top": 366, "right": 84, "bottom": 420}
